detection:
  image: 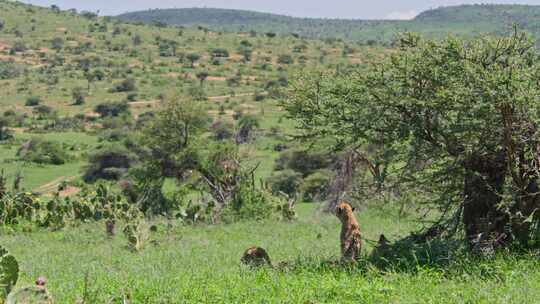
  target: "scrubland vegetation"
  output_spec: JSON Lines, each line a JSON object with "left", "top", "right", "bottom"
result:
{"left": 1, "top": 0, "right": 540, "bottom": 302}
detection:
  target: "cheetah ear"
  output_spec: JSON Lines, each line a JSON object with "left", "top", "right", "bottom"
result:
{"left": 352, "top": 207, "right": 356, "bottom": 212}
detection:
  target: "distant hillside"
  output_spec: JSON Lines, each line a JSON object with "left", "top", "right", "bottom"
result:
{"left": 117, "top": 5, "right": 540, "bottom": 42}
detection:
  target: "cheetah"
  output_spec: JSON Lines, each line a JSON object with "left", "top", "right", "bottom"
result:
{"left": 335, "top": 201, "right": 362, "bottom": 262}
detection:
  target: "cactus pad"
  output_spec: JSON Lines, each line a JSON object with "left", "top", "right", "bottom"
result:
{"left": 0, "top": 246, "right": 19, "bottom": 301}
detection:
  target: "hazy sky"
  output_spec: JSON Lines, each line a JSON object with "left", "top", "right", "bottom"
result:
{"left": 20, "top": 0, "right": 540, "bottom": 19}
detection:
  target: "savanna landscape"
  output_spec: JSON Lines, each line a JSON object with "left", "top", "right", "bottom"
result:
{"left": 1, "top": 0, "right": 540, "bottom": 302}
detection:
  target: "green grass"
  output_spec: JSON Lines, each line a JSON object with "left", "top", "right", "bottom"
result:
{"left": 0, "top": 131, "right": 99, "bottom": 190}
{"left": 1, "top": 204, "right": 539, "bottom": 303}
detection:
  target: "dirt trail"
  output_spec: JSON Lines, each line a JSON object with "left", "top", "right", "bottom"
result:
{"left": 34, "top": 176, "right": 78, "bottom": 196}
{"left": 208, "top": 92, "right": 257, "bottom": 101}
{"left": 127, "top": 92, "right": 260, "bottom": 105}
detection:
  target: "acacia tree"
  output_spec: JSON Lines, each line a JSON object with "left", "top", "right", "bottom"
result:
{"left": 285, "top": 31, "right": 540, "bottom": 250}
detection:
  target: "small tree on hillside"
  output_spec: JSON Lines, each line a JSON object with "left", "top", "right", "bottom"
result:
{"left": 51, "top": 37, "right": 64, "bottom": 51}
{"left": 235, "top": 114, "right": 260, "bottom": 144}
{"left": 186, "top": 53, "right": 201, "bottom": 68}
{"left": 196, "top": 71, "right": 209, "bottom": 87}
{"left": 0, "top": 117, "right": 12, "bottom": 141}
{"left": 72, "top": 87, "right": 86, "bottom": 105}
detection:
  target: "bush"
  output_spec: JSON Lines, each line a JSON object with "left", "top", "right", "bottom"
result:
{"left": 210, "top": 48, "right": 229, "bottom": 58}
{"left": 275, "top": 148, "right": 332, "bottom": 177}
{"left": 17, "top": 138, "right": 69, "bottom": 165}
{"left": 0, "top": 118, "right": 12, "bottom": 141}
{"left": 112, "top": 78, "right": 136, "bottom": 92}
{"left": 277, "top": 54, "right": 294, "bottom": 65}
{"left": 300, "top": 170, "right": 333, "bottom": 202}
{"left": 84, "top": 144, "right": 136, "bottom": 182}
{"left": 24, "top": 96, "right": 41, "bottom": 107}
{"left": 210, "top": 121, "right": 234, "bottom": 141}
{"left": 94, "top": 101, "right": 130, "bottom": 118}
{"left": 32, "top": 105, "right": 55, "bottom": 120}
{"left": 98, "top": 128, "right": 130, "bottom": 142}
{"left": 221, "top": 178, "right": 278, "bottom": 223}
{"left": 267, "top": 169, "right": 302, "bottom": 197}
{"left": 0, "top": 62, "right": 23, "bottom": 80}
{"left": 72, "top": 87, "right": 86, "bottom": 105}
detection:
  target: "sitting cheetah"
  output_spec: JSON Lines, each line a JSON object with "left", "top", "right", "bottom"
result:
{"left": 335, "top": 201, "right": 362, "bottom": 262}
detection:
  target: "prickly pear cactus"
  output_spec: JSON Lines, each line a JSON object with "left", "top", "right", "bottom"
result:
{"left": 0, "top": 246, "right": 18, "bottom": 301}
{"left": 6, "top": 286, "right": 53, "bottom": 304}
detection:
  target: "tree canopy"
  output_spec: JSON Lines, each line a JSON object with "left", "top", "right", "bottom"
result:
{"left": 285, "top": 31, "right": 540, "bottom": 250}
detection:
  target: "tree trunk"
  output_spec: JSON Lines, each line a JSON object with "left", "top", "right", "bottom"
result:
{"left": 463, "top": 151, "right": 509, "bottom": 251}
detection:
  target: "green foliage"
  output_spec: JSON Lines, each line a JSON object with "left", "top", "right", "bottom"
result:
{"left": 94, "top": 101, "right": 130, "bottom": 118}
{"left": 277, "top": 54, "right": 294, "bottom": 65}
{"left": 141, "top": 97, "right": 209, "bottom": 174}
{"left": 0, "top": 62, "right": 22, "bottom": 80}
{"left": 236, "top": 114, "right": 260, "bottom": 144}
{"left": 300, "top": 169, "right": 332, "bottom": 202}
{"left": 84, "top": 144, "right": 136, "bottom": 183}
{"left": 17, "top": 138, "right": 69, "bottom": 165}
{"left": 24, "top": 96, "right": 41, "bottom": 107}
{"left": 286, "top": 31, "right": 540, "bottom": 247}
{"left": 210, "top": 48, "right": 229, "bottom": 58}
{"left": 210, "top": 120, "right": 234, "bottom": 141}
{"left": 0, "top": 182, "right": 135, "bottom": 228}
{"left": 71, "top": 87, "right": 86, "bottom": 105}
{"left": 221, "top": 178, "right": 278, "bottom": 223}
{"left": 267, "top": 169, "right": 302, "bottom": 197}
{"left": 111, "top": 78, "right": 136, "bottom": 93}
{"left": 0, "top": 118, "right": 12, "bottom": 142}
{"left": 274, "top": 148, "right": 331, "bottom": 177}
{"left": 0, "top": 246, "right": 18, "bottom": 301}
{"left": 186, "top": 53, "right": 201, "bottom": 68}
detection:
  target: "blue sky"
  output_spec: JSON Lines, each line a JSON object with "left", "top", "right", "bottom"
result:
{"left": 20, "top": 0, "right": 540, "bottom": 19}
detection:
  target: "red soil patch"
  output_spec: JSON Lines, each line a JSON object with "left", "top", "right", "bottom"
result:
{"left": 59, "top": 186, "right": 81, "bottom": 197}
{"left": 207, "top": 76, "right": 226, "bottom": 81}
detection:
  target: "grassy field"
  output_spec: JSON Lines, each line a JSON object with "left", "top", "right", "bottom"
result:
{"left": 1, "top": 204, "right": 539, "bottom": 303}
{"left": 0, "top": 131, "right": 99, "bottom": 190}
{"left": 2, "top": 2, "right": 540, "bottom": 303}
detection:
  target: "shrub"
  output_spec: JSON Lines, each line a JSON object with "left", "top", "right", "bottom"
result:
{"left": 236, "top": 114, "right": 260, "bottom": 144}
{"left": 275, "top": 148, "right": 332, "bottom": 177}
{"left": 84, "top": 144, "right": 136, "bottom": 182}
{"left": 300, "top": 170, "right": 333, "bottom": 202}
{"left": 32, "top": 105, "right": 55, "bottom": 120}
{"left": 94, "top": 101, "right": 130, "bottom": 118}
{"left": 0, "top": 62, "right": 22, "bottom": 79}
{"left": 24, "top": 96, "right": 41, "bottom": 107}
{"left": 221, "top": 178, "right": 278, "bottom": 223}
{"left": 17, "top": 138, "right": 69, "bottom": 165}
{"left": 267, "top": 169, "right": 302, "bottom": 197}
{"left": 0, "top": 118, "right": 12, "bottom": 141}
{"left": 72, "top": 87, "right": 86, "bottom": 105}
{"left": 10, "top": 41, "right": 26, "bottom": 53}
{"left": 277, "top": 54, "right": 294, "bottom": 65}
{"left": 112, "top": 78, "right": 136, "bottom": 92}
{"left": 210, "top": 48, "right": 229, "bottom": 58}
{"left": 211, "top": 121, "right": 234, "bottom": 141}
{"left": 51, "top": 37, "right": 64, "bottom": 50}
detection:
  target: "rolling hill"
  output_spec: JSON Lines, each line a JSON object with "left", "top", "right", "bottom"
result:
{"left": 117, "top": 5, "right": 540, "bottom": 42}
